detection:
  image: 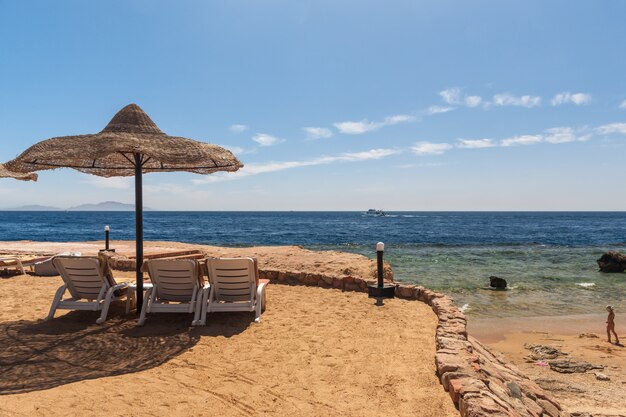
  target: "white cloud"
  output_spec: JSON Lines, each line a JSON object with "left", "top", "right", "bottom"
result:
{"left": 596, "top": 123, "right": 626, "bottom": 135}
{"left": 543, "top": 127, "right": 591, "bottom": 143}
{"left": 427, "top": 105, "right": 455, "bottom": 115}
{"left": 384, "top": 114, "right": 415, "bottom": 124}
{"left": 192, "top": 148, "right": 400, "bottom": 184}
{"left": 230, "top": 124, "right": 248, "bottom": 133}
{"left": 411, "top": 142, "right": 452, "bottom": 155}
{"left": 456, "top": 138, "right": 496, "bottom": 149}
{"left": 551, "top": 92, "right": 592, "bottom": 106}
{"left": 334, "top": 114, "right": 416, "bottom": 135}
{"left": 252, "top": 133, "right": 284, "bottom": 147}
{"left": 83, "top": 177, "right": 132, "bottom": 189}
{"left": 493, "top": 93, "right": 542, "bottom": 108}
{"left": 464, "top": 96, "right": 483, "bottom": 108}
{"left": 333, "top": 120, "right": 378, "bottom": 134}
{"left": 439, "top": 88, "right": 461, "bottom": 105}
{"left": 500, "top": 135, "right": 543, "bottom": 147}
{"left": 619, "top": 100, "right": 626, "bottom": 110}
{"left": 303, "top": 127, "right": 333, "bottom": 140}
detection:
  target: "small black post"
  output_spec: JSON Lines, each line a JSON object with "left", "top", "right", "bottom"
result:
{"left": 134, "top": 153, "right": 144, "bottom": 313}
{"left": 105, "top": 225, "right": 110, "bottom": 251}
{"left": 368, "top": 242, "right": 395, "bottom": 299}
{"left": 377, "top": 242, "right": 384, "bottom": 287}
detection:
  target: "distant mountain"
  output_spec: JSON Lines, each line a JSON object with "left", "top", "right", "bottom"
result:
{"left": 67, "top": 201, "right": 154, "bottom": 211}
{"left": 7, "top": 204, "right": 61, "bottom": 211}
{"left": 3, "top": 201, "right": 155, "bottom": 211}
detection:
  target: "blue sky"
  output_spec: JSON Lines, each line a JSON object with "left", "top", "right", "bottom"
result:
{"left": 1, "top": 1, "right": 626, "bottom": 210}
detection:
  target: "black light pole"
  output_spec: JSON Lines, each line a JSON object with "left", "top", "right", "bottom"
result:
{"left": 105, "top": 225, "right": 110, "bottom": 250}
{"left": 134, "top": 153, "right": 144, "bottom": 313}
{"left": 377, "top": 242, "right": 385, "bottom": 286}
{"left": 368, "top": 241, "right": 395, "bottom": 300}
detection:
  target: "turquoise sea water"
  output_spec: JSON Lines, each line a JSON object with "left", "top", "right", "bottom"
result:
{"left": 0, "top": 211, "right": 624, "bottom": 318}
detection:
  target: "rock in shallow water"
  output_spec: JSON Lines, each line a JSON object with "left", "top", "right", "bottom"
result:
{"left": 597, "top": 251, "right": 626, "bottom": 273}
{"left": 489, "top": 275, "right": 508, "bottom": 289}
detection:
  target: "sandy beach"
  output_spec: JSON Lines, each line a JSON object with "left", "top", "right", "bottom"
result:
{"left": 470, "top": 315, "right": 626, "bottom": 416}
{"left": 0, "top": 255, "right": 456, "bottom": 416}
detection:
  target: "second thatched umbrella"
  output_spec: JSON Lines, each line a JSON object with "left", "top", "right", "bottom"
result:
{"left": 5, "top": 104, "right": 242, "bottom": 311}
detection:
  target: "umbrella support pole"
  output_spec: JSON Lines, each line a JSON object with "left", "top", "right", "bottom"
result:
{"left": 134, "top": 153, "right": 144, "bottom": 314}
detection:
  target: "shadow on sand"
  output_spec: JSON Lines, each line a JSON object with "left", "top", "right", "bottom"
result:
{"left": 0, "top": 302, "right": 255, "bottom": 395}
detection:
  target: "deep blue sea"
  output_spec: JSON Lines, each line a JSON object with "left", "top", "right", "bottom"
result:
{"left": 1, "top": 211, "right": 625, "bottom": 318}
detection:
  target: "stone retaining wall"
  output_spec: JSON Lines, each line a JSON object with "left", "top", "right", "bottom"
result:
{"left": 257, "top": 270, "right": 569, "bottom": 417}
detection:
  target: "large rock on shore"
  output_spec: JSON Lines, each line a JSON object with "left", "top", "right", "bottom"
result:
{"left": 597, "top": 251, "right": 626, "bottom": 273}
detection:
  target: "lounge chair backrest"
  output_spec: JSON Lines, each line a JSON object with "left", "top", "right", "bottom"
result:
{"left": 146, "top": 259, "right": 199, "bottom": 302}
{"left": 52, "top": 256, "right": 108, "bottom": 300}
{"left": 207, "top": 258, "right": 256, "bottom": 303}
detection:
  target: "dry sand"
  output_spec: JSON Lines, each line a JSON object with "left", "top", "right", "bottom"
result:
{"left": 0, "top": 269, "right": 457, "bottom": 417}
{"left": 470, "top": 315, "right": 626, "bottom": 416}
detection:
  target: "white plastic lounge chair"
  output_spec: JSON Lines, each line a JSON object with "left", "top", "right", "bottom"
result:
{"left": 138, "top": 259, "right": 208, "bottom": 326}
{"left": 47, "top": 256, "right": 134, "bottom": 324}
{"left": 197, "top": 257, "right": 268, "bottom": 325}
{"left": 0, "top": 257, "right": 25, "bottom": 275}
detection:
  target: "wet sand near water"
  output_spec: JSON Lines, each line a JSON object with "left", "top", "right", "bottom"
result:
{"left": 470, "top": 315, "right": 626, "bottom": 416}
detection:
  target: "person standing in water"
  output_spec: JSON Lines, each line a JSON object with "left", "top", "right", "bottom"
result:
{"left": 606, "top": 305, "right": 619, "bottom": 344}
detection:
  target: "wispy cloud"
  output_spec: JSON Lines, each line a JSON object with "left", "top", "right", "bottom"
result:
{"left": 619, "top": 100, "right": 626, "bottom": 110}
{"left": 439, "top": 88, "right": 461, "bottom": 105}
{"left": 464, "top": 96, "right": 483, "bottom": 108}
{"left": 83, "top": 177, "right": 132, "bottom": 189}
{"left": 596, "top": 123, "right": 626, "bottom": 135}
{"left": 333, "top": 120, "right": 378, "bottom": 134}
{"left": 493, "top": 93, "right": 542, "bottom": 108}
{"left": 411, "top": 142, "right": 452, "bottom": 155}
{"left": 500, "top": 134, "right": 543, "bottom": 147}
{"left": 551, "top": 92, "right": 591, "bottom": 106}
{"left": 543, "top": 127, "right": 591, "bottom": 143}
{"left": 303, "top": 127, "right": 333, "bottom": 140}
{"left": 192, "top": 148, "right": 400, "bottom": 184}
{"left": 230, "top": 124, "right": 248, "bottom": 133}
{"left": 457, "top": 138, "right": 496, "bottom": 149}
{"left": 427, "top": 105, "right": 455, "bottom": 115}
{"left": 334, "top": 114, "right": 416, "bottom": 135}
{"left": 252, "top": 133, "right": 284, "bottom": 147}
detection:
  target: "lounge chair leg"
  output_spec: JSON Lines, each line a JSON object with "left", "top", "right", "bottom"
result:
{"left": 137, "top": 288, "right": 152, "bottom": 326}
{"left": 254, "top": 285, "right": 265, "bottom": 323}
{"left": 96, "top": 286, "right": 117, "bottom": 324}
{"left": 125, "top": 289, "right": 136, "bottom": 314}
{"left": 191, "top": 290, "right": 202, "bottom": 326}
{"left": 46, "top": 284, "right": 66, "bottom": 321}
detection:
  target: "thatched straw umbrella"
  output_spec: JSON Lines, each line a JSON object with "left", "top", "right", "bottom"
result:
{"left": 4, "top": 104, "right": 242, "bottom": 311}
{"left": 0, "top": 163, "right": 37, "bottom": 181}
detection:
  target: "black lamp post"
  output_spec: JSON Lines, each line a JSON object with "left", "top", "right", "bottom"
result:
{"left": 99, "top": 225, "right": 115, "bottom": 253}
{"left": 368, "top": 242, "right": 395, "bottom": 299}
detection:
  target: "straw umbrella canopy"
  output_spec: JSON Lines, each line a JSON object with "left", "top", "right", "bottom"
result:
{"left": 4, "top": 104, "right": 243, "bottom": 311}
{"left": 0, "top": 163, "right": 37, "bottom": 181}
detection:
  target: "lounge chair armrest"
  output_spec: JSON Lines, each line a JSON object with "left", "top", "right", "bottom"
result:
{"left": 256, "top": 281, "right": 267, "bottom": 300}
{"left": 110, "top": 282, "right": 130, "bottom": 291}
